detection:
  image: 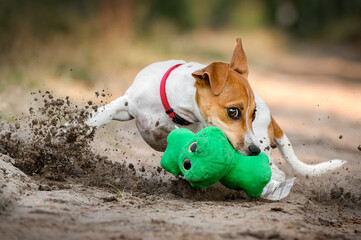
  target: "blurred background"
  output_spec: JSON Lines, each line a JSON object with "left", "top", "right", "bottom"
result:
{"left": 1, "top": 0, "right": 360, "bottom": 94}
{"left": 0, "top": 0, "right": 360, "bottom": 159}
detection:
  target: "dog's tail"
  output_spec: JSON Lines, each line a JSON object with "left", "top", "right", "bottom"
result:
{"left": 271, "top": 117, "right": 347, "bottom": 177}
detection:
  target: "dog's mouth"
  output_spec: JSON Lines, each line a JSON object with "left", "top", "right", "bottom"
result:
{"left": 237, "top": 147, "right": 252, "bottom": 156}
{"left": 238, "top": 146, "right": 261, "bottom": 156}
{"left": 222, "top": 130, "right": 260, "bottom": 156}
{"left": 226, "top": 140, "right": 246, "bottom": 156}
{"left": 233, "top": 142, "right": 261, "bottom": 156}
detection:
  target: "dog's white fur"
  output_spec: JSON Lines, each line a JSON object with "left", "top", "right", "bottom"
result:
{"left": 86, "top": 60, "right": 346, "bottom": 183}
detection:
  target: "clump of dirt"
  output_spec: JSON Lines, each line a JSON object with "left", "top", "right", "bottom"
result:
{"left": 0, "top": 91, "right": 99, "bottom": 181}
{"left": 0, "top": 91, "right": 149, "bottom": 191}
{"left": 0, "top": 91, "right": 242, "bottom": 200}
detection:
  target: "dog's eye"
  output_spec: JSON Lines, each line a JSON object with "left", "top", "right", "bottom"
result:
{"left": 188, "top": 142, "right": 197, "bottom": 152}
{"left": 227, "top": 107, "right": 240, "bottom": 120}
{"left": 183, "top": 158, "right": 191, "bottom": 171}
{"left": 252, "top": 109, "right": 257, "bottom": 122}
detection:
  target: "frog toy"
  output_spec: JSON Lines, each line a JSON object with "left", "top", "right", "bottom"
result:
{"left": 161, "top": 126, "right": 272, "bottom": 198}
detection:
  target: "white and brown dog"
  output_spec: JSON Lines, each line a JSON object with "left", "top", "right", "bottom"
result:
{"left": 86, "top": 38, "right": 346, "bottom": 199}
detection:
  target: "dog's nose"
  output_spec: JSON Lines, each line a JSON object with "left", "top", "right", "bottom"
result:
{"left": 248, "top": 145, "right": 261, "bottom": 156}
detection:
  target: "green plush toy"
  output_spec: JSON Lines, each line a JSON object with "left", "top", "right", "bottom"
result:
{"left": 161, "top": 126, "right": 272, "bottom": 198}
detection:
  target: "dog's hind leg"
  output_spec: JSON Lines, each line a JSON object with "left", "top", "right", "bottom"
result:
{"left": 86, "top": 95, "right": 133, "bottom": 129}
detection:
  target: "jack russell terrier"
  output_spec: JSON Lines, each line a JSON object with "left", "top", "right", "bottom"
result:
{"left": 86, "top": 38, "right": 346, "bottom": 200}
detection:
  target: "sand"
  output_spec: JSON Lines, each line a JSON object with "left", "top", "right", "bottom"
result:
{"left": 0, "top": 85, "right": 360, "bottom": 240}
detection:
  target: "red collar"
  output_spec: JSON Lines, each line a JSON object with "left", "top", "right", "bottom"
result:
{"left": 160, "top": 64, "right": 191, "bottom": 126}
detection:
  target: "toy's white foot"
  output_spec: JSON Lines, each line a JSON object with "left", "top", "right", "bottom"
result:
{"left": 271, "top": 169, "right": 286, "bottom": 182}
{"left": 270, "top": 165, "right": 286, "bottom": 182}
{"left": 261, "top": 177, "right": 296, "bottom": 201}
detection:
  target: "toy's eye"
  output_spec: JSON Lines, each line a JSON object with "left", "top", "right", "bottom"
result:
{"left": 227, "top": 107, "right": 241, "bottom": 120}
{"left": 188, "top": 142, "right": 197, "bottom": 152}
{"left": 183, "top": 158, "right": 191, "bottom": 171}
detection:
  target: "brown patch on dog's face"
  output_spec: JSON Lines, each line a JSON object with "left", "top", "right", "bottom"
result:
{"left": 192, "top": 38, "right": 258, "bottom": 154}
{"left": 194, "top": 68, "right": 257, "bottom": 153}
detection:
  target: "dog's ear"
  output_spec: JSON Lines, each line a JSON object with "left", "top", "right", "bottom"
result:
{"left": 230, "top": 38, "right": 249, "bottom": 79}
{"left": 192, "top": 62, "right": 229, "bottom": 96}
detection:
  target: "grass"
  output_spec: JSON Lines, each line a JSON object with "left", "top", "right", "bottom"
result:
{"left": 106, "top": 183, "right": 124, "bottom": 198}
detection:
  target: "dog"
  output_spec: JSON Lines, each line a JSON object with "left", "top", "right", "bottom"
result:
{"left": 86, "top": 38, "right": 346, "bottom": 198}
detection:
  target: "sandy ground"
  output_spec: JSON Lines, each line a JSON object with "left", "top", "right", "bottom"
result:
{"left": 1, "top": 46, "right": 361, "bottom": 239}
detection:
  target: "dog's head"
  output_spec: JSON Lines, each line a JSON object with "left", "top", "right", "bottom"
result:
{"left": 193, "top": 38, "right": 260, "bottom": 156}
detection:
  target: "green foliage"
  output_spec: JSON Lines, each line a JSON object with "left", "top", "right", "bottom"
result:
{"left": 0, "top": 0, "right": 96, "bottom": 54}
{"left": 266, "top": 0, "right": 361, "bottom": 39}
{"left": 135, "top": 0, "right": 195, "bottom": 32}
{"left": 0, "top": 0, "right": 359, "bottom": 55}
